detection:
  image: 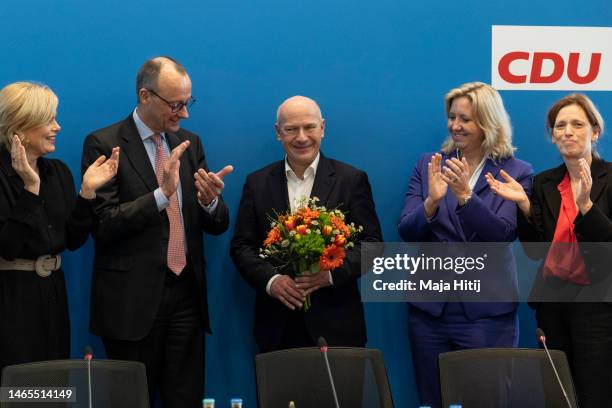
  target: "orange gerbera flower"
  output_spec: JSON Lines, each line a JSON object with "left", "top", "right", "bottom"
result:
{"left": 319, "top": 245, "right": 345, "bottom": 270}
{"left": 264, "top": 227, "right": 282, "bottom": 247}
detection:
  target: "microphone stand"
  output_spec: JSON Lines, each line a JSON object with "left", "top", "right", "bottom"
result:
{"left": 537, "top": 330, "right": 572, "bottom": 408}
{"left": 318, "top": 337, "right": 340, "bottom": 408}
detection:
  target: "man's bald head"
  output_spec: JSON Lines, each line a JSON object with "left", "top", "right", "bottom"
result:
{"left": 276, "top": 96, "right": 323, "bottom": 127}
{"left": 136, "top": 56, "right": 187, "bottom": 102}
{"left": 135, "top": 56, "right": 192, "bottom": 134}
{"left": 274, "top": 95, "right": 325, "bottom": 179}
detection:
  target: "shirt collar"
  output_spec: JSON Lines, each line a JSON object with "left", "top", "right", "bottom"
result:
{"left": 133, "top": 108, "right": 163, "bottom": 142}
{"left": 467, "top": 155, "right": 487, "bottom": 190}
{"left": 285, "top": 152, "right": 320, "bottom": 179}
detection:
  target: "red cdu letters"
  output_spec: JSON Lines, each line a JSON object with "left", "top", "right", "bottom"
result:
{"left": 567, "top": 52, "right": 602, "bottom": 84}
{"left": 530, "top": 52, "right": 565, "bottom": 83}
{"left": 498, "top": 52, "right": 602, "bottom": 84}
{"left": 498, "top": 52, "right": 529, "bottom": 83}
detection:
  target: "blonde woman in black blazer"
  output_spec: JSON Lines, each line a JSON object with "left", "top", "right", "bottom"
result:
{"left": 486, "top": 93, "right": 612, "bottom": 408}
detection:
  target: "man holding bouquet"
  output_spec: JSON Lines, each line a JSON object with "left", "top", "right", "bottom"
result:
{"left": 230, "top": 95, "right": 382, "bottom": 352}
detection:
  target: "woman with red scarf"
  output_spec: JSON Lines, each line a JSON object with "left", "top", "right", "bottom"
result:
{"left": 486, "top": 93, "right": 612, "bottom": 408}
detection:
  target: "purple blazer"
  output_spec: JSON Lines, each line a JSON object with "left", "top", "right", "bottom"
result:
{"left": 397, "top": 151, "right": 534, "bottom": 319}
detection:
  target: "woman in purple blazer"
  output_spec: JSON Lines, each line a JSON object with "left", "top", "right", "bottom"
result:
{"left": 397, "top": 82, "right": 533, "bottom": 408}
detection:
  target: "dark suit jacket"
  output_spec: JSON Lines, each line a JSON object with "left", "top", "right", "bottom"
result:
{"left": 230, "top": 154, "right": 382, "bottom": 351}
{"left": 81, "top": 115, "right": 229, "bottom": 341}
{"left": 398, "top": 151, "right": 534, "bottom": 319}
{"left": 518, "top": 157, "right": 612, "bottom": 302}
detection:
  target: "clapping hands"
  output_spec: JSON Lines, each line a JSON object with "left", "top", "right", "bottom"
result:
{"left": 10, "top": 134, "right": 40, "bottom": 194}
{"left": 81, "top": 147, "right": 120, "bottom": 199}
{"left": 485, "top": 169, "right": 531, "bottom": 216}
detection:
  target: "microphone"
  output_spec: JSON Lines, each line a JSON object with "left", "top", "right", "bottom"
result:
{"left": 84, "top": 346, "right": 93, "bottom": 361}
{"left": 536, "top": 329, "right": 572, "bottom": 408}
{"left": 83, "top": 346, "right": 93, "bottom": 408}
{"left": 317, "top": 337, "right": 340, "bottom": 408}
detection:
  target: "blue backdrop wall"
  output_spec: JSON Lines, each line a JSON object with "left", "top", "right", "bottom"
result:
{"left": 1, "top": 1, "right": 610, "bottom": 406}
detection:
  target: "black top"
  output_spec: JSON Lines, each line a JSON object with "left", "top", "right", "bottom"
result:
{"left": 0, "top": 146, "right": 94, "bottom": 372}
{"left": 0, "top": 147, "right": 93, "bottom": 260}
{"left": 517, "top": 157, "right": 612, "bottom": 302}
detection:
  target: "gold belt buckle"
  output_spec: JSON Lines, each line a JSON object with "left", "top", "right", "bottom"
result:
{"left": 35, "top": 255, "right": 59, "bottom": 277}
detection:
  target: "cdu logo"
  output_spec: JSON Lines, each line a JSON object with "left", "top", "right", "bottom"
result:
{"left": 492, "top": 25, "right": 612, "bottom": 91}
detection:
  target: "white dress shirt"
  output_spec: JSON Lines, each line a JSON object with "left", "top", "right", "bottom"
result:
{"left": 266, "top": 153, "right": 334, "bottom": 295}
{"left": 133, "top": 108, "right": 217, "bottom": 213}
{"left": 286, "top": 153, "right": 320, "bottom": 212}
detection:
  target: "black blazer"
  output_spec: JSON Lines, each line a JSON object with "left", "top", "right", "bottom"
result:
{"left": 81, "top": 115, "right": 229, "bottom": 341}
{"left": 518, "top": 157, "right": 612, "bottom": 302}
{"left": 230, "top": 154, "right": 383, "bottom": 351}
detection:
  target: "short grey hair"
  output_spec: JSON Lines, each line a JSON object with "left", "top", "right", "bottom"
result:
{"left": 135, "top": 56, "right": 186, "bottom": 103}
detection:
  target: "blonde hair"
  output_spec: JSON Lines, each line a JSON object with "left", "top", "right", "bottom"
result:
{"left": 441, "top": 82, "right": 515, "bottom": 160}
{"left": 0, "top": 82, "right": 58, "bottom": 149}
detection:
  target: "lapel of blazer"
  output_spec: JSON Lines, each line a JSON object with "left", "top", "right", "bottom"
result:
{"left": 590, "top": 156, "right": 607, "bottom": 204}
{"left": 540, "top": 163, "right": 566, "bottom": 223}
{"left": 473, "top": 157, "right": 501, "bottom": 195}
{"left": 310, "top": 153, "right": 336, "bottom": 206}
{"left": 439, "top": 152, "right": 465, "bottom": 239}
{"left": 267, "top": 161, "right": 290, "bottom": 214}
{"left": 120, "top": 115, "right": 158, "bottom": 192}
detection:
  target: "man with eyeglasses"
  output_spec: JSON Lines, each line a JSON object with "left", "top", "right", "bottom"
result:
{"left": 230, "top": 95, "right": 382, "bottom": 353}
{"left": 81, "top": 56, "right": 232, "bottom": 407}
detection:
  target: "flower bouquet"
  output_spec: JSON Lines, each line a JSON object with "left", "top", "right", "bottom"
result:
{"left": 259, "top": 197, "right": 363, "bottom": 310}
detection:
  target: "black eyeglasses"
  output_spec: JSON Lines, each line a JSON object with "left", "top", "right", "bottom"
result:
{"left": 146, "top": 88, "right": 196, "bottom": 113}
